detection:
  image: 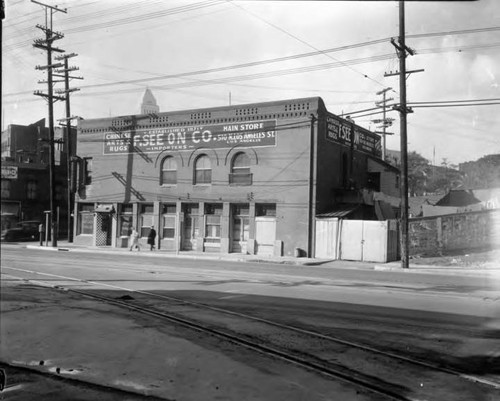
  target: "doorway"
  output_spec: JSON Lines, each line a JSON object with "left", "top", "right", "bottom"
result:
{"left": 182, "top": 204, "right": 199, "bottom": 251}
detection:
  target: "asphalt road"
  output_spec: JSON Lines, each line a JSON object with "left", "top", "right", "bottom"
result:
{"left": 1, "top": 245, "right": 499, "bottom": 400}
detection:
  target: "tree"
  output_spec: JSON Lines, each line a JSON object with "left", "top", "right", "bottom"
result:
{"left": 459, "top": 154, "right": 500, "bottom": 189}
{"left": 407, "top": 151, "right": 430, "bottom": 196}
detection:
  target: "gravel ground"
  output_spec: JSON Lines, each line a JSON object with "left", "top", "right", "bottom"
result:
{"left": 410, "top": 249, "right": 500, "bottom": 268}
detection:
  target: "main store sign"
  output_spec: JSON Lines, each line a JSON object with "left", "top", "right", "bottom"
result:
{"left": 326, "top": 113, "right": 381, "bottom": 157}
{"left": 103, "top": 120, "right": 276, "bottom": 155}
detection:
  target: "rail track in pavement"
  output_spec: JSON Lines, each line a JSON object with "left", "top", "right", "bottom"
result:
{"left": 2, "top": 265, "right": 499, "bottom": 401}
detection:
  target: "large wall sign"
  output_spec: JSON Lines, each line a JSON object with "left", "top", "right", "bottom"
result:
{"left": 326, "top": 113, "right": 381, "bottom": 157}
{"left": 1, "top": 166, "right": 18, "bottom": 179}
{"left": 103, "top": 120, "right": 277, "bottom": 155}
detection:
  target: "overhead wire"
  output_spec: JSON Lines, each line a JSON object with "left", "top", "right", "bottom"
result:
{"left": 227, "top": 0, "right": 389, "bottom": 90}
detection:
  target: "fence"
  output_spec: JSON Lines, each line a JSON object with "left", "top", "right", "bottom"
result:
{"left": 409, "top": 209, "right": 500, "bottom": 256}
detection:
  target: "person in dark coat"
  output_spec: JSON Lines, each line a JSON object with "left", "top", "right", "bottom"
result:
{"left": 147, "top": 225, "right": 156, "bottom": 251}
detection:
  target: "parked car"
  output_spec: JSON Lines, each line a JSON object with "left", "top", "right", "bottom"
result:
{"left": 1, "top": 220, "right": 42, "bottom": 242}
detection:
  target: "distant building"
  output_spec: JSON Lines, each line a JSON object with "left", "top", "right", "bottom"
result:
{"left": 1, "top": 119, "right": 75, "bottom": 234}
{"left": 140, "top": 88, "right": 160, "bottom": 115}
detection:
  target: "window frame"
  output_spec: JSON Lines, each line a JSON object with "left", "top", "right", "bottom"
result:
{"left": 139, "top": 204, "right": 154, "bottom": 238}
{"left": 162, "top": 203, "right": 176, "bottom": 239}
{"left": 229, "top": 152, "right": 252, "bottom": 186}
{"left": 1, "top": 179, "right": 11, "bottom": 198}
{"left": 77, "top": 203, "right": 94, "bottom": 235}
{"left": 194, "top": 154, "right": 212, "bottom": 185}
{"left": 160, "top": 156, "right": 177, "bottom": 186}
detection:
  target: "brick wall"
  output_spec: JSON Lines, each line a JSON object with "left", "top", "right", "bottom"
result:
{"left": 409, "top": 209, "right": 500, "bottom": 256}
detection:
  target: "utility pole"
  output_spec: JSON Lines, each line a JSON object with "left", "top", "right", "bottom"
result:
{"left": 373, "top": 87, "right": 394, "bottom": 161}
{"left": 55, "top": 53, "right": 82, "bottom": 243}
{"left": 32, "top": 0, "right": 67, "bottom": 247}
{"left": 384, "top": 1, "right": 423, "bottom": 269}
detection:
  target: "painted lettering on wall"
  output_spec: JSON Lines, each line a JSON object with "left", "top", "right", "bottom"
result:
{"left": 103, "top": 120, "right": 277, "bottom": 155}
{"left": 326, "top": 113, "right": 381, "bottom": 157}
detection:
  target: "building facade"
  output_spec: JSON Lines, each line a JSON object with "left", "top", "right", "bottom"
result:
{"left": 1, "top": 119, "right": 74, "bottom": 235}
{"left": 73, "top": 97, "right": 399, "bottom": 256}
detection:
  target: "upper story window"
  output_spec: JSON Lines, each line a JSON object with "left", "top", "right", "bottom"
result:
{"left": 1, "top": 180, "right": 11, "bottom": 198}
{"left": 83, "top": 157, "right": 93, "bottom": 185}
{"left": 26, "top": 180, "right": 37, "bottom": 200}
{"left": 161, "top": 156, "right": 177, "bottom": 185}
{"left": 230, "top": 152, "right": 252, "bottom": 186}
{"left": 55, "top": 183, "right": 64, "bottom": 201}
{"left": 194, "top": 154, "right": 211, "bottom": 185}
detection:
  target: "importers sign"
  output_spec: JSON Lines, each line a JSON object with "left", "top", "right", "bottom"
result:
{"left": 1, "top": 166, "right": 18, "bottom": 179}
{"left": 326, "top": 113, "right": 381, "bottom": 157}
{"left": 103, "top": 120, "right": 277, "bottom": 155}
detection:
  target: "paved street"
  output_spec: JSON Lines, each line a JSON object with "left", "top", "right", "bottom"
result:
{"left": 1, "top": 244, "right": 499, "bottom": 400}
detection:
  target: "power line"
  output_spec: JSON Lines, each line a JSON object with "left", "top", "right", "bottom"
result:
{"left": 229, "top": 0, "right": 388, "bottom": 89}
{"left": 411, "top": 102, "right": 500, "bottom": 108}
{"left": 409, "top": 97, "right": 500, "bottom": 104}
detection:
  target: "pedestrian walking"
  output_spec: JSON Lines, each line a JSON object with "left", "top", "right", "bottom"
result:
{"left": 147, "top": 225, "right": 156, "bottom": 251}
{"left": 129, "top": 227, "right": 140, "bottom": 251}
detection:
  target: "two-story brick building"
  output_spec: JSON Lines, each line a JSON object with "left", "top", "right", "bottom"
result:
{"left": 73, "top": 97, "right": 399, "bottom": 257}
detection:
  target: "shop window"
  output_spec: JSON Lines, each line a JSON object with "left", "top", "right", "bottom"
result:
{"left": 1, "top": 180, "right": 11, "bottom": 199}
{"left": 26, "top": 180, "right": 37, "bottom": 200}
{"left": 194, "top": 154, "right": 211, "bottom": 185}
{"left": 256, "top": 203, "right": 276, "bottom": 217}
{"left": 162, "top": 203, "right": 176, "bottom": 238}
{"left": 140, "top": 204, "right": 154, "bottom": 237}
{"left": 205, "top": 203, "right": 222, "bottom": 240}
{"left": 229, "top": 152, "right": 252, "bottom": 185}
{"left": 78, "top": 203, "right": 94, "bottom": 235}
{"left": 160, "top": 156, "right": 177, "bottom": 185}
{"left": 119, "top": 204, "right": 133, "bottom": 237}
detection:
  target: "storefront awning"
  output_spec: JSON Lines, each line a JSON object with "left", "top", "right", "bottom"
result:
{"left": 94, "top": 204, "right": 114, "bottom": 213}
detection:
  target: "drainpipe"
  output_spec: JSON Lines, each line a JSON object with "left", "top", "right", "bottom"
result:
{"left": 308, "top": 114, "right": 317, "bottom": 258}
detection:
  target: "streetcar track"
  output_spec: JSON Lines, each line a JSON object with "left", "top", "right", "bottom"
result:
{"left": 3, "top": 266, "right": 500, "bottom": 401}
{"left": 3, "top": 265, "right": 499, "bottom": 388}
{"left": 2, "top": 271, "right": 413, "bottom": 401}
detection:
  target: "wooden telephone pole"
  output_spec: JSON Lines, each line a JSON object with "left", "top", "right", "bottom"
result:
{"left": 384, "top": 1, "right": 423, "bottom": 268}
{"left": 32, "top": 0, "right": 67, "bottom": 247}
{"left": 55, "top": 53, "right": 82, "bottom": 243}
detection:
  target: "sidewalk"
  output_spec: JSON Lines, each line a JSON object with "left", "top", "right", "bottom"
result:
{"left": 21, "top": 240, "right": 500, "bottom": 277}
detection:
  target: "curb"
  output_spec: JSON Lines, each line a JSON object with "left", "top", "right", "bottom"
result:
{"left": 21, "top": 244, "right": 500, "bottom": 276}
{"left": 374, "top": 264, "right": 499, "bottom": 277}
{"left": 24, "top": 244, "right": 328, "bottom": 267}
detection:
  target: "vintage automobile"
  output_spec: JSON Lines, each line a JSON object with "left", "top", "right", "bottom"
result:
{"left": 1, "top": 220, "right": 42, "bottom": 242}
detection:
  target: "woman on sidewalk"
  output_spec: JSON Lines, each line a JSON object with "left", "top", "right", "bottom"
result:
{"left": 129, "top": 228, "right": 140, "bottom": 251}
{"left": 147, "top": 225, "right": 156, "bottom": 251}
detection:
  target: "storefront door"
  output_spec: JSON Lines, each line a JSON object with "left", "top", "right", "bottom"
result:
{"left": 232, "top": 216, "right": 249, "bottom": 253}
{"left": 182, "top": 204, "right": 199, "bottom": 250}
{"left": 96, "top": 213, "right": 112, "bottom": 246}
{"left": 255, "top": 217, "right": 276, "bottom": 256}
{"left": 231, "top": 204, "right": 249, "bottom": 253}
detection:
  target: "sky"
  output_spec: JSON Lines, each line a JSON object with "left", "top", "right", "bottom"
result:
{"left": 2, "top": 0, "right": 499, "bottom": 166}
